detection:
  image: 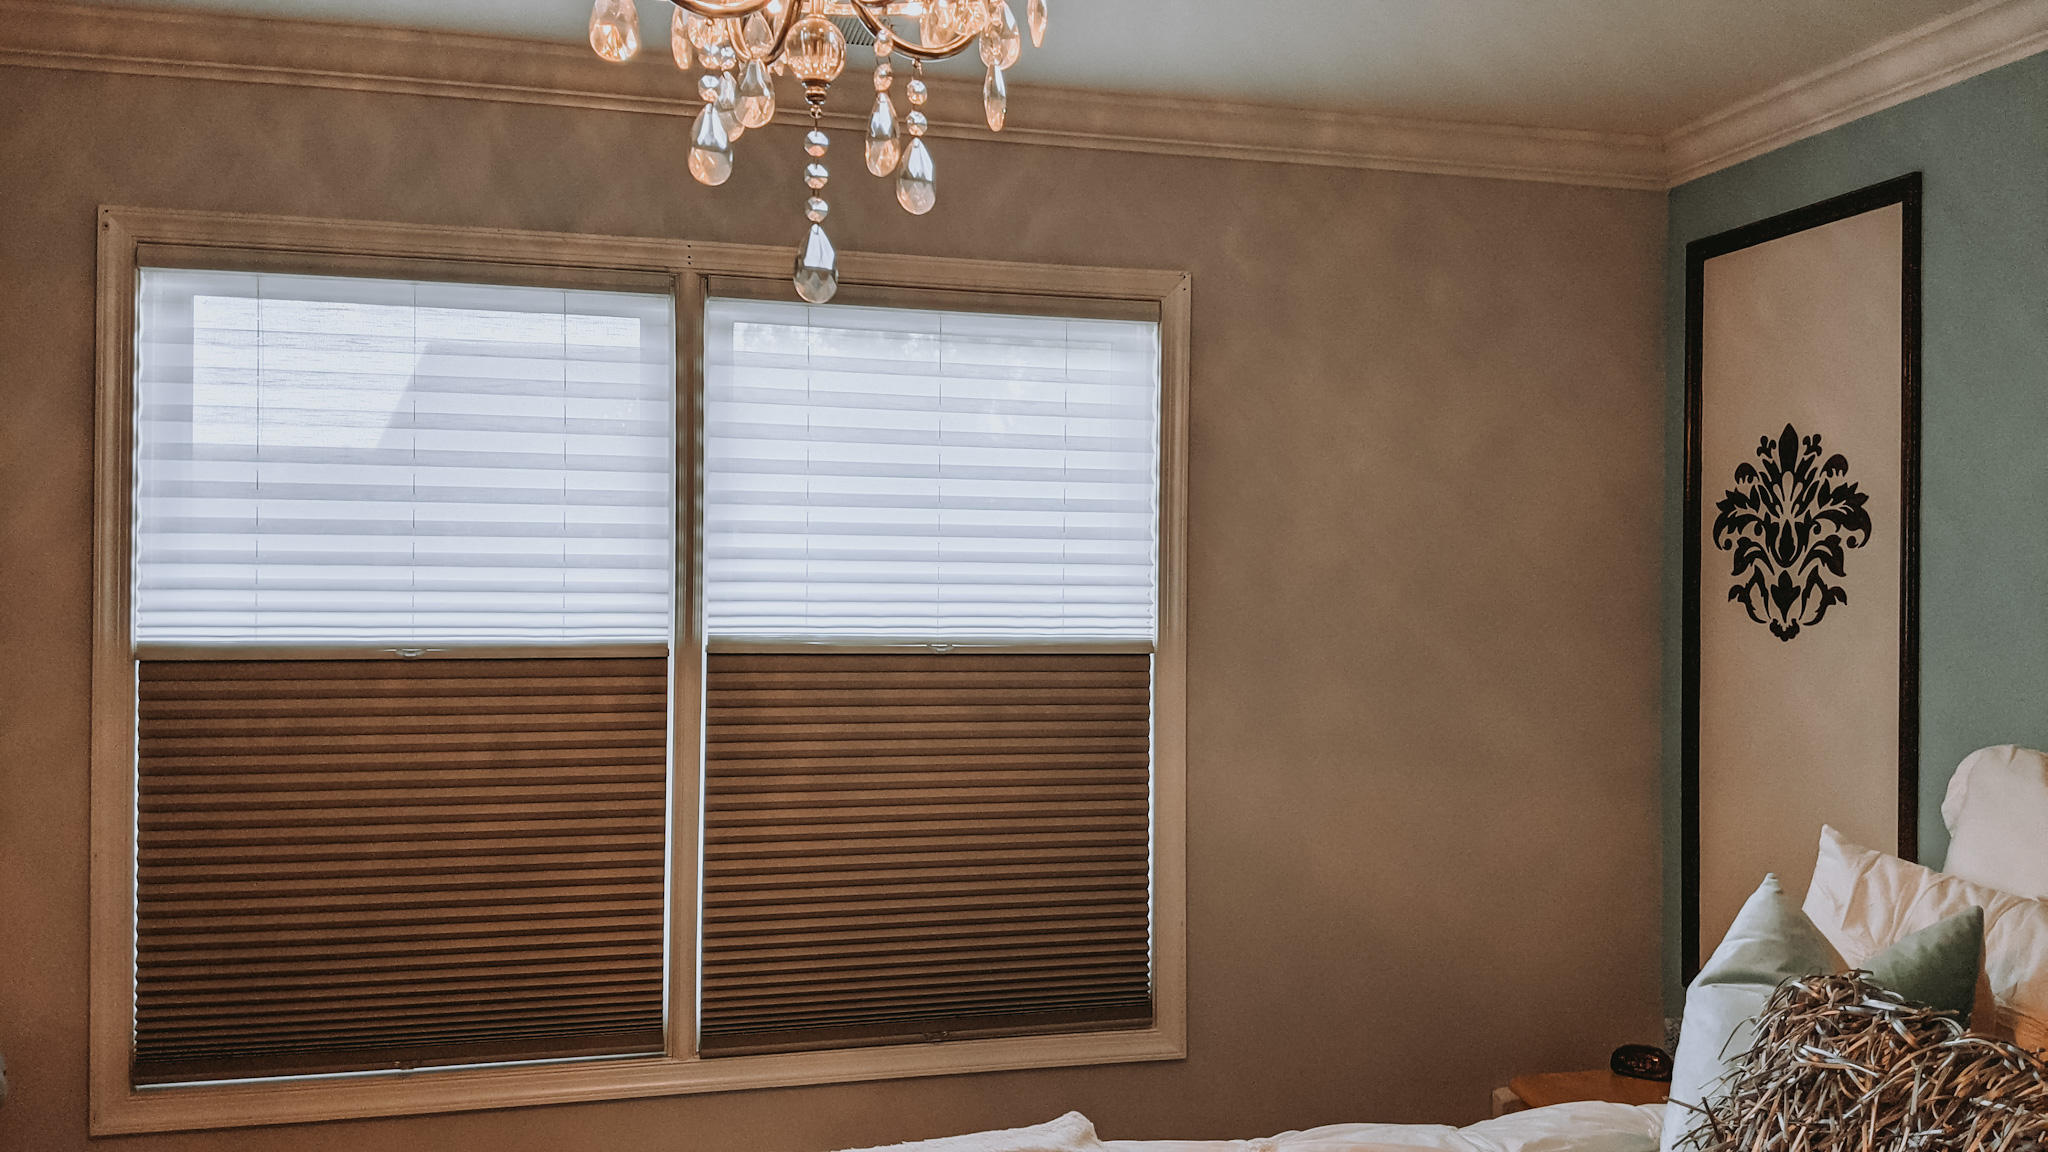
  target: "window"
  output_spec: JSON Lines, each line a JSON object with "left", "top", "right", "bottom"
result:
{"left": 126, "top": 269, "right": 676, "bottom": 1083}
{"left": 91, "top": 208, "right": 1186, "bottom": 1134}
{"left": 697, "top": 298, "right": 1161, "bottom": 1055}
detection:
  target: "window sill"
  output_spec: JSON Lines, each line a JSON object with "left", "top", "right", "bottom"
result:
{"left": 91, "top": 1027, "right": 1188, "bottom": 1135}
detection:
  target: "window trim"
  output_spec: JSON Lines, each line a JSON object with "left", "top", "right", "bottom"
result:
{"left": 91, "top": 205, "right": 1191, "bottom": 1134}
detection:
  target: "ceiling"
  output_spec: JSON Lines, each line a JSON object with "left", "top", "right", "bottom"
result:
{"left": 65, "top": 0, "right": 1986, "bottom": 134}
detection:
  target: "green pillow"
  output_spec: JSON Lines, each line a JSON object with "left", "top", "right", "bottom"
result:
{"left": 1863, "top": 905, "right": 1983, "bottom": 1024}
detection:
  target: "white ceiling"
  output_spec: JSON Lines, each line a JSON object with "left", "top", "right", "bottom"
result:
{"left": 67, "top": 0, "right": 1985, "bottom": 134}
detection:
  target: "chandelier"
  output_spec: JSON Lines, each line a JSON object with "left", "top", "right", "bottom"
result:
{"left": 587, "top": 0, "right": 1048, "bottom": 304}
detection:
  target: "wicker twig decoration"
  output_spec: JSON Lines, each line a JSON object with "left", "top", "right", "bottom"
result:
{"left": 1681, "top": 972, "right": 2048, "bottom": 1152}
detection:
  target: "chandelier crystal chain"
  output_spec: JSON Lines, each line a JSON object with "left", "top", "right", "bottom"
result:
{"left": 589, "top": 0, "right": 1045, "bottom": 303}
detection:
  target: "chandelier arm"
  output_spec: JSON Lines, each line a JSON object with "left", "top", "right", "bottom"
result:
{"left": 670, "top": 0, "right": 774, "bottom": 20}
{"left": 844, "top": 0, "right": 980, "bottom": 61}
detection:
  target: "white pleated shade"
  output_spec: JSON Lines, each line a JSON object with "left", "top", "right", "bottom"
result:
{"left": 703, "top": 298, "right": 1161, "bottom": 642}
{"left": 133, "top": 269, "right": 675, "bottom": 644}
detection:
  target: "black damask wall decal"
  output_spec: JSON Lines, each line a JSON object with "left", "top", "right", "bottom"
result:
{"left": 1711, "top": 423, "right": 1873, "bottom": 641}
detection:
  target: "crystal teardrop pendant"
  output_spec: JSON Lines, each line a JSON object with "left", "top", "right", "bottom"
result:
{"left": 1028, "top": 0, "right": 1047, "bottom": 47}
{"left": 865, "top": 91, "right": 903, "bottom": 176}
{"left": 980, "top": 2, "right": 1022, "bottom": 69}
{"left": 688, "top": 12, "right": 724, "bottom": 55}
{"left": 715, "top": 70, "right": 744, "bottom": 139}
{"left": 983, "top": 65, "right": 1007, "bottom": 132}
{"left": 687, "top": 104, "right": 733, "bottom": 186}
{"left": 743, "top": 11, "right": 774, "bottom": 54}
{"left": 793, "top": 223, "right": 839, "bottom": 304}
{"left": 921, "top": 0, "right": 981, "bottom": 47}
{"left": 962, "top": 0, "right": 991, "bottom": 36}
{"left": 896, "top": 137, "right": 936, "bottom": 215}
{"left": 670, "top": 6, "right": 693, "bottom": 70}
{"left": 737, "top": 58, "right": 777, "bottom": 129}
{"left": 588, "top": 0, "right": 638, "bottom": 62}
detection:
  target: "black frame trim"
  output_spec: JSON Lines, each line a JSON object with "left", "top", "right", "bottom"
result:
{"left": 1681, "top": 172, "right": 1923, "bottom": 981}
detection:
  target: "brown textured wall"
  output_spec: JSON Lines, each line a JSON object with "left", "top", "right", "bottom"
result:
{"left": 0, "top": 55, "right": 1666, "bottom": 1152}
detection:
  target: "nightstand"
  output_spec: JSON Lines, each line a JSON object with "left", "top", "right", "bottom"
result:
{"left": 1491, "top": 1069, "right": 1669, "bottom": 1116}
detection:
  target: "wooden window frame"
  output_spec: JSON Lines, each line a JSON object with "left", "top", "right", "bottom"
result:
{"left": 91, "top": 205, "right": 1191, "bottom": 1134}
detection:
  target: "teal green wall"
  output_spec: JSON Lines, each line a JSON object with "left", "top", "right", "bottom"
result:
{"left": 1663, "top": 53, "right": 2048, "bottom": 1008}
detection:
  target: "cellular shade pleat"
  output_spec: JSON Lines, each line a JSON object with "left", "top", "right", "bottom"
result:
{"left": 699, "top": 651, "right": 1153, "bottom": 1056}
{"left": 132, "top": 656, "right": 670, "bottom": 1084}
{"left": 702, "top": 298, "right": 1160, "bottom": 642}
{"left": 133, "top": 268, "right": 675, "bottom": 645}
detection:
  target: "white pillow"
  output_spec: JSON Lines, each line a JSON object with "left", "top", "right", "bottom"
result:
{"left": 1942, "top": 745, "right": 2048, "bottom": 898}
{"left": 1804, "top": 824, "right": 2048, "bottom": 1052}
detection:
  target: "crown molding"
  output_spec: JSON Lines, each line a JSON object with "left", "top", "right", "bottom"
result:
{"left": 8, "top": 0, "right": 2045, "bottom": 193}
{"left": 0, "top": 0, "right": 1668, "bottom": 190}
{"left": 970, "top": 85, "right": 1668, "bottom": 190}
{"left": 1664, "top": 0, "right": 2048, "bottom": 185}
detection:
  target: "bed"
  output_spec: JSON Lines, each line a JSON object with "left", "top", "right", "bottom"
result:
{"left": 827, "top": 745, "right": 2048, "bottom": 1152}
{"left": 837, "top": 1104, "right": 1667, "bottom": 1152}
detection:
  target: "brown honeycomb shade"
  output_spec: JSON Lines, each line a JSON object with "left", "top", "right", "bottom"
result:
{"left": 699, "top": 651, "right": 1155, "bottom": 1057}
{"left": 131, "top": 656, "right": 670, "bottom": 1085}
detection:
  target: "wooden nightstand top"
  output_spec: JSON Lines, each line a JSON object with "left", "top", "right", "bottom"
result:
{"left": 1508, "top": 1069, "right": 1669, "bottom": 1109}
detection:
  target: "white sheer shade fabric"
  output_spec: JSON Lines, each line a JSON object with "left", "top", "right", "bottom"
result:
{"left": 703, "top": 298, "right": 1161, "bottom": 642}
{"left": 132, "top": 270, "right": 674, "bottom": 645}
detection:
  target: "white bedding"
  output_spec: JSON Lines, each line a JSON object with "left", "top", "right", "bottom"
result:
{"left": 838, "top": 1105, "right": 1665, "bottom": 1152}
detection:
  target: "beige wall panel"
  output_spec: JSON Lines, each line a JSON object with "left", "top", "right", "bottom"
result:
{"left": 1696, "top": 205, "right": 1904, "bottom": 964}
{"left": 0, "top": 58, "right": 1665, "bottom": 1151}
